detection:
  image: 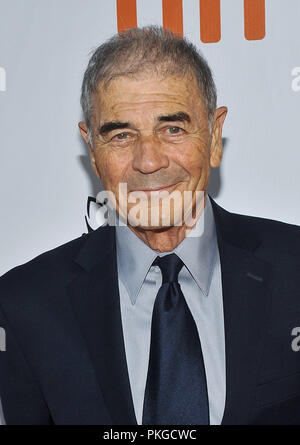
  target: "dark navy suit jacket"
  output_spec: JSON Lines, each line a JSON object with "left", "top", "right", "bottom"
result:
{"left": 1, "top": 196, "right": 300, "bottom": 425}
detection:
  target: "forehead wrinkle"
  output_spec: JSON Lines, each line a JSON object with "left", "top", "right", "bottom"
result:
{"left": 94, "top": 77, "right": 207, "bottom": 129}
{"left": 98, "top": 80, "right": 195, "bottom": 109}
{"left": 108, "top": 98, "right": 192, "bottom": 119}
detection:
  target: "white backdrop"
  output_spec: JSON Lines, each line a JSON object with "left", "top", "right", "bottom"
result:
{"left": 0, "top": 0, "right": 299, "bottom": 276}
{"left": 0, "top": 0, "right": 300, "bottom": 426}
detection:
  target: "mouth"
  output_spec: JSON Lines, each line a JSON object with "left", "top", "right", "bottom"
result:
{"left": 130, "top": 182, "right": 181, "bottom": 193}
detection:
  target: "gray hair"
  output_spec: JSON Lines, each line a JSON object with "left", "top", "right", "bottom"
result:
{"left": 80, "top": 26, "right": 217, "bottom": 145}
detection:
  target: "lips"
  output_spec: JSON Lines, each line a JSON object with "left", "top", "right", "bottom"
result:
{"left": 131, "top": 182, "right": 179, "bottom": 192}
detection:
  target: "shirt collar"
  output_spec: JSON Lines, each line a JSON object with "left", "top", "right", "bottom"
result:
{"left": 115, "top": 194, "right": 218, "bottom": 305}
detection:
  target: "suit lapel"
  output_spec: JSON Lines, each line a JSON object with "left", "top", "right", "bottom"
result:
{"left": 68, "top": 226, "right": 137, "bottom": 425}
{"left": 210, "top": 197, "right": 274, "bottom": 424}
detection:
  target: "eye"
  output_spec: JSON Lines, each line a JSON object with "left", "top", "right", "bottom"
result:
{"left": 112, "top": 132, "right": 129, "bottom": 140}
{"left": 167, "top": 126, "right": 184, "bottom": 134}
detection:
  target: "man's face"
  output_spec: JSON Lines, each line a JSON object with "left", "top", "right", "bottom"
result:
{"left": 79, "top": 72, "right": 227, "bottom": 229}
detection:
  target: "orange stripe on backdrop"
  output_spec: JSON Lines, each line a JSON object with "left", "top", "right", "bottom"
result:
{"left": 116, "top": 0, "right": 137, "bottom": 33}
{"left": 244, "top": 0, "right": 265, "bottom": 40}
{"left": 162, "top": 0, "right": 183, "bottom": 36}
{"left": 199, "top": 0, "right": 221, "bottom": 43}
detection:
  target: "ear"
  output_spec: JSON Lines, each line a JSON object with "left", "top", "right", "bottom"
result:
{"left": 78, "top": 121, "right": 101, "bottom": 179}
{"left": 209, "top": 106, "right": 228, "bottom": 168}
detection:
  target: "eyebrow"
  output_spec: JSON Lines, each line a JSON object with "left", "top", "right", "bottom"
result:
{"left": 157, "top": 112, "right": 191, "bottom": 123}
{"left": 99, "top": 121, "right": 131, "bottom": 136}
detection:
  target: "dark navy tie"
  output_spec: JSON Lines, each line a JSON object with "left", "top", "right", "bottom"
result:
{"left": 142, "top": 253, "right": 209, "bottom": 425}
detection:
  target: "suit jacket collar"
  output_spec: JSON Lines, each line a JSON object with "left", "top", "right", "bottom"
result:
{"left": 68, "top": 195, "right": 274, "bottom": 425}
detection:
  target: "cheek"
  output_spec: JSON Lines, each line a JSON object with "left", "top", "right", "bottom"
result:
{"left": 173, "top": 139, "right": 209, "bottom": 172}
{"left": 94, "top": 149, "right": 132, "bottom": 187}
{"left": 178, "top": 141, "right": 210, "bottom": 189}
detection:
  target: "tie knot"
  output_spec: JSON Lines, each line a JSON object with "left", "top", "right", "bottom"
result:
{"left": 153, "top": 253, "right": 184, "bottom": 283}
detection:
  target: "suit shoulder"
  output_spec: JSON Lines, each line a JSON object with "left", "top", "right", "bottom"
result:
{"left": 0, "top": 231, "right": 90, "bottom": 305}
{"left": 228, "top": 209, "right": 300, "bottom": 258}
{"left": 233, "top": 210, "right": 300, "bottom": 237}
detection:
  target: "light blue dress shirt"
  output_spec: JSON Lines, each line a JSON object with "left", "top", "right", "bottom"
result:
{"left": 115, "top": 194, "right": 226, "bottom": 425}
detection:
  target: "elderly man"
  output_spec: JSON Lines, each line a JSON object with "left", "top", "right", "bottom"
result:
{"left": 1, "top": 26, "right": 300, "bottom": 426}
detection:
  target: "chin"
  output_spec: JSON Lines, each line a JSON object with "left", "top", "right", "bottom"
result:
{"left": 132, "top": 223, "right": 176, "bottom": 232}
{"left": 127, "top": 213, "right": 185, "bottom": 231}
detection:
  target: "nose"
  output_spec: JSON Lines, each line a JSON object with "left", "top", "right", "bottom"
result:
{"left": 132, "top": 134, "right": 169, "bottom": 174}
